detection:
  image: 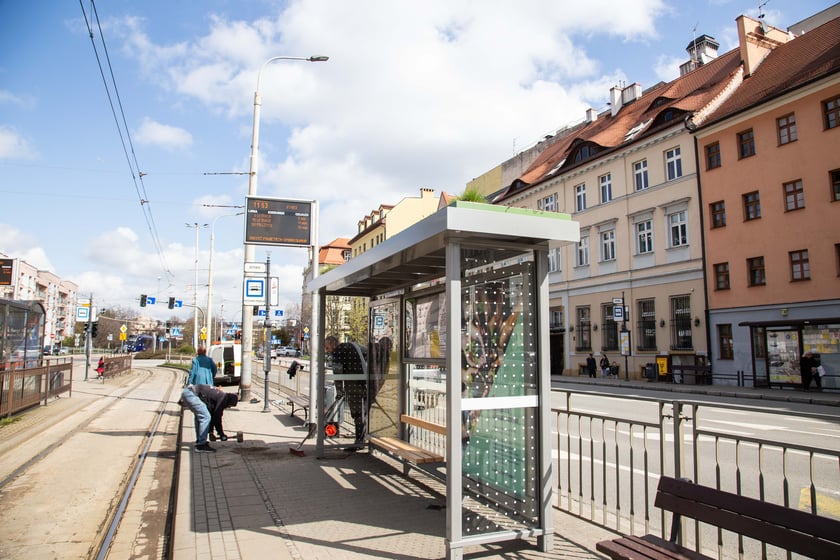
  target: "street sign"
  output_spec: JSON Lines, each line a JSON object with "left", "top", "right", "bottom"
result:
{"left": 257, "top": 309, "right": 267, "bottom": 316}
{"left": 613, "top": 305, "right": 624, "bottom": 321}
{"left": 274, "top": 310, "right": 283, "bottom": 316}
{"left": 244, "top": 262, "right": 267, "bottom": 274}
{"left": 270, "top": 277, "right": 279, "bottom": 306}
{"left": 76, "top": 306, "right": 90, "bottom": 322}
{"left": 612, "top": 298, "right": 623, "bottom": 305}
{"left": 244, "top": 278, "right": 265, "bottom": 302}
{"left": 171, "top": 327, "right": 182, "bottom": 337}
{"left": 147, "top": 296, "right": 156, "bottom": 305}
{"left": 120, "top": 324, "right": 127, "bottom": 333}
{"left": 175, "top": 300, "right": 183, "bottom": 308}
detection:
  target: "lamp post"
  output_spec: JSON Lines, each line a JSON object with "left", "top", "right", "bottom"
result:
{"left": 239, "top": 54, "right": 329, "bottom": 402}
{"left": 207, "top": 212, "right": 244, "bottom": 344}
{"left": 186, "top": 222, "right": 208, "bottom": 349}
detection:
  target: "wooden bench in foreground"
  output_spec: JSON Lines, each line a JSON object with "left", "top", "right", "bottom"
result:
{"left": 370, "top": 414, "right": 445, "bottom": 474}
{"left": 286, "top": 394, "right": 310, "bottom": 419}
{"left": 597, "top": 475, "right": 840, "bottom": 560}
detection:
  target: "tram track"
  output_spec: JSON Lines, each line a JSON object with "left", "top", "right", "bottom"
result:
{"left": 0, "top": 365, "right": 182, "bottom": 560}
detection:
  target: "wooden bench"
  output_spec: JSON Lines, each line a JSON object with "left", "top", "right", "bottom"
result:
{"left": 597, "top": 475, "right": 840, "bottom": 560}
{"left": 286, "top": 394, "right": 310, "bottom": 419}
{"left": 370, "top": 414, "right": 445, "bottom": 474}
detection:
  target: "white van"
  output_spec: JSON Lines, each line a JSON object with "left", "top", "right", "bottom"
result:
{"left": 208, "top": 342, "right": 242, "bottom": 386}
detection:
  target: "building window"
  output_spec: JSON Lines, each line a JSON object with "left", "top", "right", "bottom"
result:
{"left": 710, "top": 201, "right": 726, "bottom": 228}
{"left": 599, "top": 173, "right": 613, "bottom": 203}
{"left": 777, "top": 113, "right": 797, "bottom": 145}
{"left": 824, "top": 94, "right": 840, "bottom": 129}
{"left": 837, "top": 244, "right": 840, "bottom": 276}
{"left": 670, "top": 295, "right": 693, "bottom": 350}
{"left": 601, "top": 304, "right": 619, "bottom": 351}
{"left": 737, "top": 129, "right": 755, "bottom": 159}
{"left": 539, "top": 193, "right": 558, "bottom": 212}
{"left": 548, "top": 247, "right": 560, "bottom": 273}
{"left": 634, "top": 159, "right": 649, "bottom": 191}
{"left": 668, "top": 210, "right": 688, "bottom": 247}
{"left": 575, "top": 183, "right": 587, "bottom": 212}
{"left": 576, "top": 236, "right": 590, "bottom": 266}
{"left": 601, "top": 230, "right": 616, "bottom": 262}
{"left": 665, "top": 146, "right": 683, "bottom": 180}
{"left": 743, "top": 191, "right": 761, "bottom": 221}
{"left": 783, "top": 179, "right": 805, "bottom": 211}
{"left": 714, "top": 262, "right": 730, "bottom": 290}
{"left": 790, "top": 249, "right": 810, "bottom": 281}
{"left": 705, "top": 142, "right": 721, "bottom": 169}
{"left": 830, "top": 169, "right": 840, "bottom": 201}
{"left": 342, "top": 250, "right": 351, "bottom": 261}
{"left": 636, "top": 220, "right": 653, "bottom": 254}
{"left": 637, "top": 299, "right": 657, "bottom": 351}
{"left": 550, "top": 309, "right": 563, "bottom": 328}
{"left": 576, "top": 306, "right": 592, "bottom": 352}
{"left": 717, "top": 324, "right": 734, "bottom": 360}
{"left": 747, "top": 256, "right": 766, "bottom": 287}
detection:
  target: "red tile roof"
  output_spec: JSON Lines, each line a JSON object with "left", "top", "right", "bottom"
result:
{"left": 702, "top": 16, "right": 840, "bottom": 127}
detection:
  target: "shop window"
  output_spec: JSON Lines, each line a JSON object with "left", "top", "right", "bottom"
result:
{"left": 670, "top": 295, "right": 693, "bottom": 350}
{"left": 718, "top": 324, "right": 734, "bottom": 360}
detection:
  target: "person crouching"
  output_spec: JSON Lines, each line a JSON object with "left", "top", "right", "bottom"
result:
{"left": 180, "top": 384, "right": 238, "bottom": 452}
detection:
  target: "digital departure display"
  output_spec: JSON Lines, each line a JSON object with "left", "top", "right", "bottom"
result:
{"left": 244, "top": 197, "right": 312, "bottom": 247}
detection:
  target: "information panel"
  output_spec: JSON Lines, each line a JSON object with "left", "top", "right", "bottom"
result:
{"left": 0, "top": 258, "right": 12, "bottom": 286}
{"left": 244, "top": 196, "right": 312, "bottom": 247}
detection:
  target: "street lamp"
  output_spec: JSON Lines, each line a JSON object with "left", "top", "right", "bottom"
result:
{"left": 186, "top": 222, "right": 208, "bottom": 349}
{"left": 240, "top": 54, "right": 329, "bottom": 402}
{"left": 207, "top": 212, "right": 244, "bottom": 343}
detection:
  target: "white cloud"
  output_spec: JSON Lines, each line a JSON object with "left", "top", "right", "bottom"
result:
{"left": 134, "top": 117, "right": 193, "bottom": 150}
{"left": 0, "top": 224, "right": 53, "bottom": 270}
{"left": 0, "top": 126, "right": 37, "bottom": 160}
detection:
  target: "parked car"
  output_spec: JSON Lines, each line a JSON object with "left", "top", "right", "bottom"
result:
{"left": 280, "top": 346, "right": 300, "bottom": 357}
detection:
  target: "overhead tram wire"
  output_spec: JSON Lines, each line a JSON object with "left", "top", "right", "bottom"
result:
{"left": 79, "top": 0, "right": 174, "bottom": 284}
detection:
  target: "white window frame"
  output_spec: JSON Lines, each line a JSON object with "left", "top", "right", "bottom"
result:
{"left": 599, "top": 173, "right": 613, "bottom": 203}
{"left": 668, "top": 210, "right": 688, "bottom": 247}
{"left": 539, "top": 193, "right": 558, "bottom": 212}
{"left": 576, "top": 236, "right": 590, "bottom": 266}
{"left": 575, "top": 183, "right": 587, "bottom": 212}
{"left": 548, "top": 247, "right": 561, "bottom": 272}
{"left": 665, "top": 146, "right": 683, "bottom": 180}
{"left": 634, "top": 159, "right": 649, "bottom": 191}
{"left": 636, "top": 220, "right": 653, "bottom": 254}
{"left": 600, "top": 229, "right": 616, "bottom": 262}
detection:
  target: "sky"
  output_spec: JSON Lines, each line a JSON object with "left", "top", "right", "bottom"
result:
{"left": 0, "top": 0, "right": 834, "bottom": 326}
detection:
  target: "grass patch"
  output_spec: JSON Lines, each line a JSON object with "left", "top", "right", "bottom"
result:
{"left": 0, "top": 415, "right": 23, "bottom": 428}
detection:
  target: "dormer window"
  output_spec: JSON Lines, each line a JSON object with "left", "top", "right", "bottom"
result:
{"left": 571, "top": 142, "right": 600, "bottom": 164}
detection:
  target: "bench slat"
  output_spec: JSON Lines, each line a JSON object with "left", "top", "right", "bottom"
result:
{"left": 400, "top": 414, "right": 446, "bottom": 435}
{"left": 597, "top": 535, "right": 708, "bottom": 560}
{"left": 655, "top": 477, "right": 840, "bottom": 559}
{"left": 370, "top": 436, "right": 443, "bottom": 464}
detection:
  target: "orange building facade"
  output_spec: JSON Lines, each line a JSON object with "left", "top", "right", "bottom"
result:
{"left": 693, "top": 16, "right": 840, "bottom": 388}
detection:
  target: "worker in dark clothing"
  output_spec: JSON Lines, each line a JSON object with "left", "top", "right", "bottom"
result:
{"left": 180, "top": 383, "right": 238, "bottom": 452}
{"left": 333, "top": 341, "right": 368, "bottom": 449}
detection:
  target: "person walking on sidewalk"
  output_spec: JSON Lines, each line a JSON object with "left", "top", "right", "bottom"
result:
{"left": 187, "top": 346, "right": 217, "bottom": 386}
{"left": 180, "top": 384, "right": 238, "bottom": 452}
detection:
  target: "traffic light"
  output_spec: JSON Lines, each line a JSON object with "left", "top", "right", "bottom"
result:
{"left": 140, "top": 294, "right": 147, "bottom": 307}
{"left": 168, "top": 297, "right": 175, "bottom": 309}
{"left": 91, "top": 322, "right": 99, "bottom": 337}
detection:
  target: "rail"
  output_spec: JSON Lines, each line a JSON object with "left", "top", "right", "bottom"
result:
{"left": 552, "top": 389, "right": 840, "bottom": 559}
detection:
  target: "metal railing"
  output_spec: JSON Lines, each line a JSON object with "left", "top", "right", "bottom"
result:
{"left": 552, "top": 388, "right": 840, "bottom": 559}
{"left": 0, "top": 358, "right": 74, "bottom": 418}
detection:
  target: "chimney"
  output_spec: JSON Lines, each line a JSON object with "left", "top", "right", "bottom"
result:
{"left": 680, "top": 34, "right": 720, "bottom": 75}
{"left": 610, "top": 85, "right": 622, "bottom": 116}
{"left": 586, "top": 108, "right": 598, "bottom": 123}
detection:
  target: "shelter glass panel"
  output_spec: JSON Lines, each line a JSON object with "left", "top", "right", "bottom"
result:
{"left": 460, "top": 249, "right": 540, "bottom": 536}
{"left": 368, "top": 300, "right": 400, "bottom": 439}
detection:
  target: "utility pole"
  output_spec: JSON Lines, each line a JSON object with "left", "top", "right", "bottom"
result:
{"left": 84, "top": 292, "right": 93, "bottom": 381}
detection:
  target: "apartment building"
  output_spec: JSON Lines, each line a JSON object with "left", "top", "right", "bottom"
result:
{"left": 0, "top": 254, "right": 78, "bottom": 345}
{"left": 692, "top": 14, "right": 840, "bottom": 388}
{"left": 494, "top": 24, "right": 785, "bottom": 379}
{"left": 350, "top": 187, "right": 440, "bottom": 257}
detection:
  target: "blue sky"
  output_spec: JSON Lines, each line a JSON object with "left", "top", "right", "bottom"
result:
{"left": 0, "top": 0, "right": 833, "bottom": 324}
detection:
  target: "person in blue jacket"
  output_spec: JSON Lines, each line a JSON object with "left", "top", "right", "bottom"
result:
{"left": 188, "top": 346, "right": 217, "bottom": 386}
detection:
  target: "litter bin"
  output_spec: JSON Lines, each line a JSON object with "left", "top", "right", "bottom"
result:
{"left": 644, "top": 363, "right": 656, "bottom": 380}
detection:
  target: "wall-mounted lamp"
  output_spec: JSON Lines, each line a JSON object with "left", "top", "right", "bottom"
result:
{"left": 569, "top": 325, "right": 575, "bottom": 332}
{"left": 593, "top": 323, "right": 599, "bottom": 331}
{"left": 659, "top": 319, "right": 665, "bottom": 328}
{"left": 694, "top": 317, "right": 701, "bottom": 327}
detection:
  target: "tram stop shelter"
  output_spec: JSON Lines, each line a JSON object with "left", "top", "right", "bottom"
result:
{"left": 307, "top": 201, "right": 579, "bottom": 559}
